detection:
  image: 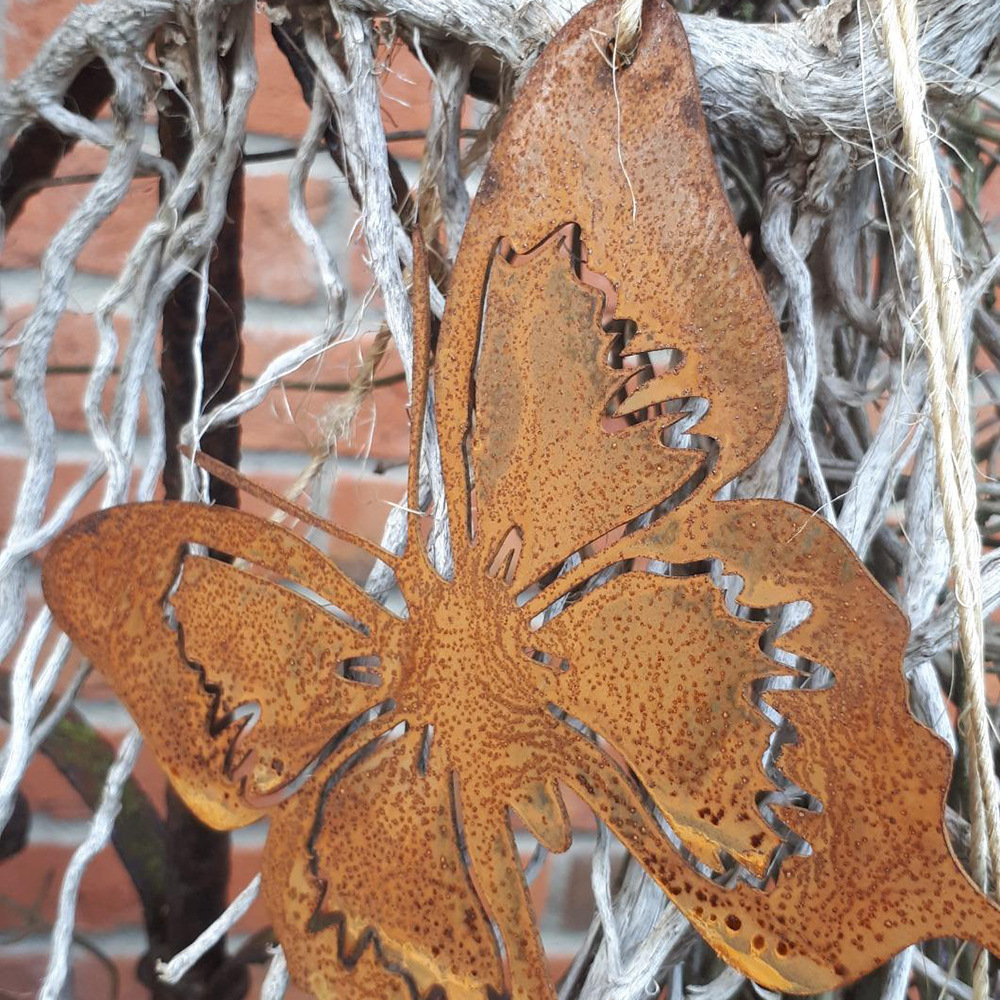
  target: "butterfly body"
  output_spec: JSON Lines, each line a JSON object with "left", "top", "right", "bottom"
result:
{"left": 42, "top": 0, "right": 1000, "bottom": 997}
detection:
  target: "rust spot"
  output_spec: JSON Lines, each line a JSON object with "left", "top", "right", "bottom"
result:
{"left": 680, "top": 94, "right": 701, "bottom": 129}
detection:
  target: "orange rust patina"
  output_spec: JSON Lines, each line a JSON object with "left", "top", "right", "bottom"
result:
{"left": 43, "top": 1, "right": 1000, "bottom": 997}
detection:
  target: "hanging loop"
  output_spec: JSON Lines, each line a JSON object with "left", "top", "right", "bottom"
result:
{"left": 614, "top": 0, "right": 643, "bottom": 67}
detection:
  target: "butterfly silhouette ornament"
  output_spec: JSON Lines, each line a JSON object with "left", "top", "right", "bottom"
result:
{"left": 43, "top": 1, "right": 1000, "bottom": 997}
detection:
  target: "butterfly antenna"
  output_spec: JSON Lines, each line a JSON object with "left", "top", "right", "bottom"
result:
{"left": 180, "top": 446, "right": 399, "bottom": 567}
{"left": 406, "top": 229, "right": 432, "bottom": 527}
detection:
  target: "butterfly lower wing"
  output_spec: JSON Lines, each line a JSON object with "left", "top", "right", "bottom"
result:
{"left": 434, "top": 0, "right": 786, "bottom": 593}
{"left": 534, "top": 568, "right": 786, "bottom": 878}
{"left": 264, "top": 726, "right": 510, "bottom": 1000}
{"left": 42, "top": 503, "right": 398, "bottom": 829}
{"left": 529, "top": 497, "right": 1000, "bottom": 990}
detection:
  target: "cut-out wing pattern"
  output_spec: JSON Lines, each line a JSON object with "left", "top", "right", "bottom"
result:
{"left": 43, "top": 503, "right": 394, "bottom": 829}
{"left": 42, "top": 0, "right": 1000, "bottom": 997}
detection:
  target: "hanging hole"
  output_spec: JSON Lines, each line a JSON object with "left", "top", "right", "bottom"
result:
{"left": 606, "top": 35, "right": 639, "bottom": 71}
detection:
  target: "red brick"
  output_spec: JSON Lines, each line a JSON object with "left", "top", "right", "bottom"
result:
{"left": 2, "top": 174, "right": 328, "bottom": 305}
{"left": 1, "top": 307, "right": 135, "bottom": 437}
{"left": 78, "top": 669, "right": 117, "bottom": 701}
{"left": 981, "top": 151, "right": 1000, "bottom": 229}
{"left": 21, "top": 749, "right": 102, "bottom": 822}
{"left": 0, "top": 840, "right": 142, "bottom": 933}
{"left": 3, "top": 0, "right": 78, "bottom": 78}
{"left": 378, "top": 45, "right": 476, "bottom": 154}
{"left": 240, "top": 326, "right": 409, "bottom": 463}
{"left": 35, "top": 142, "right": 108, "bottom": 177}
{"left": 239, "top": 372, "right": 409, "bottom": 463}
{"left": 0, "top": 310, "right": 411, "bottom": 462}
{"left": 379, "top": 45, "right": 435, "bottom": 159}
{"left": 2, "top": 7, "right": 441, "bottom": 162}
{"left": 2, "top": 173, "right": 159, "bottom": 274}
{"left": 549, "top": 952, "right": 578, "bottom": 985}
{"left": 0, "top": 591, "right": 100, "bottom": 707}
{"left": 6, "top": 7, "right": 333, "bottom": 140}
{"left": 20, "top": 740, "right": 168, "bottom": 823}
{"left": 230, "top": 840, "right": 270, "bottom": 932}
{"left": 560, "top": 851, "right": 599, "bottom": 933}
{"left": 344, "top": 233, "right": 385, "bottom": 303}
{"left": 0, "top": 455, "right": 151, "bottom": 564}
{"left": 4, "top": 815, "right": 265, "bottom": 940}
{"left": 380, "top": 43, "right": 478, "bottom": 158}
{"left": 0, "top": 455, "right": 88, "bottom": 563}
{"left": 248, "top": 14, "right": 313, "bottom": 140}
{"left": 526, "top": 852, "right": 553, "bottom": 918}
{"left": 0, "top": 954, "right": 48, "bottom": 1000}
{"left": 241, "top": 174, "right": 329, "bottom": 304}
{"left": 237, "top": 466, "right": 404, "bottom": 581}
{"left": 328, "top": 471, "right": 403, "bottom": 551}
{"left": 2, "top": 590, "right": 139, "bottom": 704}
{"left": 66, "top": 953, "right": 148, "bottom": 1000}
{"left": 0, "top": 953, "right": 148, "bottom": 1000}
{"left": 2, "top": 2, "right": 303, "bottom": 145}
{"left": 561, "top": 785, "right": 598, "bottom": 832}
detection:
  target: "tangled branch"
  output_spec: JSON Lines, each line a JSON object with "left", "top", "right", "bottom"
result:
{"left": 2, "top": 1, "right": 1000, "bottom": 1000}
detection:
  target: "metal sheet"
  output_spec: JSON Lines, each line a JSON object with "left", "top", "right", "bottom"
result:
{"left": 43, "top": 0, "right": 1000, "bottom": 997}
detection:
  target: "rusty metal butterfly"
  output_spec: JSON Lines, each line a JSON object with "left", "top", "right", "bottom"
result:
{"left": 42, "top": 1, "right": 1000, "bottom": 997}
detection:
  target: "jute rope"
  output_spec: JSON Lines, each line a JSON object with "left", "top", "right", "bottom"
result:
{"left": 615, "top": 0, "right": 642, "bottom": 65}
{"left": 876, "top": 0, "right": 1000, "bottom": 995}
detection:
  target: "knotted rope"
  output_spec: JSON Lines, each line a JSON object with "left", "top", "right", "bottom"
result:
{"left": 615, "top": 0, "right": 642, "bottom": 65}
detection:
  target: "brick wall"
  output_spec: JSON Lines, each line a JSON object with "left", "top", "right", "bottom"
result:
{"left": 0, "top": 4, "right": 611, "bottom": 996}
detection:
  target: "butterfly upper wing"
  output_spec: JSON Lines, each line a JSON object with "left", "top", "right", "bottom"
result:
{"left": 42, "top": 503, "right": 399, "bottom": 829}
{"left": 435, "top": 0, "right": 786, "bottom": 593}
{"left": 468, "top": 240, "right": 705, "bottom": 592}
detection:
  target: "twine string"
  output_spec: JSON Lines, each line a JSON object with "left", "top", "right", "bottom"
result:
{"left": 876, "top": 1, "right": 1000, "bottom": 997}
